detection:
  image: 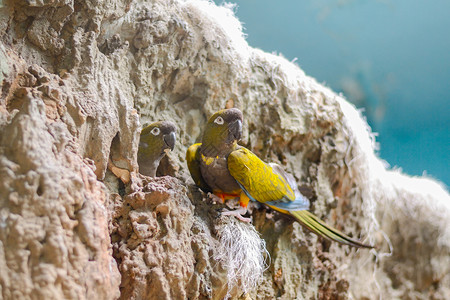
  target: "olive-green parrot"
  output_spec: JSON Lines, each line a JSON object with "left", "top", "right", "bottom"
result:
{"left": 138, "top": 121, "right": 177, "bottom": 177}
{"left": 186, "top": 108, "right": 372, "bottom": 248}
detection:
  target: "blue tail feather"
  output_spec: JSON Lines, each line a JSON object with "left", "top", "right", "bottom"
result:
{"left": 237, "top": 181, "right": 310, "bottom": 211}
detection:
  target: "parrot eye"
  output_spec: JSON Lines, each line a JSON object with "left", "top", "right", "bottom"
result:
{"left": 214, "top": 116, "right": 224, "bottom": 125}
{"left": 151, "top": 127, "right": 160, "bottom": 136}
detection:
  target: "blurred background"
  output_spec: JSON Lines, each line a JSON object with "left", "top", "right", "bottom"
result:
{"left": 215, "top": 0, "right": 449, "bottom": 186}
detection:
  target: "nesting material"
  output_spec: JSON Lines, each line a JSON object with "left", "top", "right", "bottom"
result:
{"left": 214, "top": 217, "right": 269, "bottom": 297}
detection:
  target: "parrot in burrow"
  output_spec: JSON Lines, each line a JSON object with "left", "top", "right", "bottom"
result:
{"left": 138, "top": 121, "right": 177, "bottom": 177}
{"left": 186, "top": 108, "right": 372, "bottom": 248}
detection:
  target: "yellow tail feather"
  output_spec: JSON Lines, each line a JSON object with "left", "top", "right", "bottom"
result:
{"left": 289, "top": 210, "right": 373, "bottom": 248}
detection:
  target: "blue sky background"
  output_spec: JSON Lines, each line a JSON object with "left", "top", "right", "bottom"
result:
{"left": 215, "top": 0, "right": 450, "bottom": 186}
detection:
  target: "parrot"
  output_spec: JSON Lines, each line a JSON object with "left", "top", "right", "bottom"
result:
{"left": 138, "top": 121, "right": 177, "bottom": 177}
{"left": 186, "top": 108, "right": 372, "bottom": 248}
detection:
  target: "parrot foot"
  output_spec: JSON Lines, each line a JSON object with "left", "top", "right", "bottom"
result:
{"left": 222, "top": 207, "right": 252, "bottom": 223}
{"left": 207, "top": 192, "right": 224, "bottom": 204}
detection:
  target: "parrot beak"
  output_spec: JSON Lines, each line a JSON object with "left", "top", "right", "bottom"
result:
{"left": 163, "top": 131, "right": 176, "bottom": 151}
{"left": 229, "top": 119, "right": 242, "bottom": 142}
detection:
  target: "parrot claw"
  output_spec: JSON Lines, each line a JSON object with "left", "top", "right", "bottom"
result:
{"left": 222, "top": 207, "right": 252, "bottom": 223}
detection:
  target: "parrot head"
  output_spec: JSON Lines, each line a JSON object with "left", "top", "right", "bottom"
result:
{"left": 139, "top": 121, "right": 177, "bottom": 154}
{"left": 138, "top": 121, "right": 177, "bottom": 176}
{"left": 201, "top": 108, "right": 243, "bottom": 156}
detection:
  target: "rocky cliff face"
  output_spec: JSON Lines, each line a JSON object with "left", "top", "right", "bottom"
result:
{"left": 0, "top": 0, "right": 449, "bottom": 299}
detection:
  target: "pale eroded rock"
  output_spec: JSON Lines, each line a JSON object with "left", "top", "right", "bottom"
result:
{"left": 0, "top": 0, "right": 449, "bottom": 299}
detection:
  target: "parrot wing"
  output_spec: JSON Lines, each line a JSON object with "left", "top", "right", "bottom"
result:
{"left": 228, "top": 147, "right": 372, "bottom": 248}
{"left": 186, "top": 143, "right": 212, "bottom": 193}
{"left": 227, "top": 147, "right": 309, "bottom": 210}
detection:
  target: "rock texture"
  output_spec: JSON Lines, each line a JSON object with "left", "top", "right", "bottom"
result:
{"left": 0, "top": 83, "right": 121, "bottom": 298}
{"left": 0, "top": 0, "right": 449, "bottom": 299}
